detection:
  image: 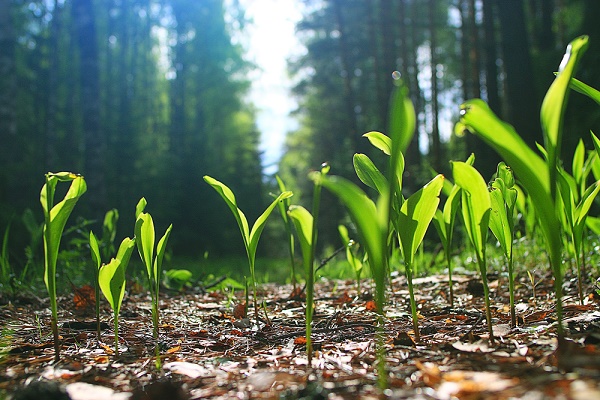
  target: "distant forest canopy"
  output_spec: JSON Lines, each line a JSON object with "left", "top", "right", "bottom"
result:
{"left": 1, "top": 0, "right": 599, "bottom": 263}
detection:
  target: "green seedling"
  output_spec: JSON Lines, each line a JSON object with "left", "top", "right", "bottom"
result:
{"left": 557, "top": 140, "right": 600, "bottom": 304}
{"left": 397, "top": 174, "right": 444, "bottom": 342}
{"left": 275, "top": 175, "right": 297, "bottom": 289}
{"left": 286, "top": 163, "right": 328, "bottom": 364}
{"left": 338, "top": 225, "right": 364, "bottom": 291}
{"left": 41, "top": 172, "right": 87, "bottom": 362}
{"left": 163, "top": 269, "right": 193, "bottom": 291}
{"left": 489, "top": 162, "right": 518, "bottom": 327}
{"left": 456, "top": 36, "right": 589, "bottom": 336}
{"left": 287, "top": 205, "right": 315, "bottom": 363}
{"left": 313, "top": 172, "right": 389, "bottom": 386}
{"left": 135, "top": 197, "right": 173, "bottom": 367}
{"left": 451, "top": 160, "right": 494, "bottom": 344}
{"left": 432, "top": 155, "right": 474, "bottom": 306}
{"left": 89, "top": 209, "right": 121, "bottom": 341}
{"left": 89, "top": 231, "right": 102, "bottom": 340}
{"left": 98, "top": 237, "right": 135, "bottom": 357}
{"left": 0, "top": 225, "right": 11, "bottom": 290}
{"left": 204, "top": 176, "right": 292, "bottom": 324}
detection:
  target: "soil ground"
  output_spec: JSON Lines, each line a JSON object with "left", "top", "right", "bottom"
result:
{"left": 1, "top": 270, "right": 600, "bottom": 399}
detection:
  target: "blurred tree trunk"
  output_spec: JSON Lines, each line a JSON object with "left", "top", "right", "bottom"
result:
{"left": 495, "top": 0, "right": 541, "bottom": 148}
{"left": 73, "top": 0, "right": 107, "bottom": 216}
{"left": 479, "top": 0, "right": 501, "bottom": 176}
{"left": 44, "top": 0, "right": 63, "bottom": 171}
{"left": 379, "top": 0, "right": 395, "bottom": 131}
{"left": 428, "top": 0, "right": 441, "bottom": 172}
{"left": 0, "top": 0, "right": 16, "bottom": 209}
{"left": 332, "top": 0, "right": 358, "bottom": 145}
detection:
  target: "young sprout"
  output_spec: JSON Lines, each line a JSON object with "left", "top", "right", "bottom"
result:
{"left": 41, "top": 172, "right": 87, "bottom": 362}
{"left": 432, "top": 155, "right": 473, "bottom": 306}
{"left": 98, "top": 237, "right": 135, "bottom": 357}
{"left": 396, "top": 174, "right": 444, "bottom": 342}
{"left": 275, "top": 175, "right": 297, "bottom": 290}
{"left": 135, "top": 198, "right": 173, "bottom": 366}
{"left": 452, "top": 160, "right": 494, "bottom": 344}
{"left": 489, "top": 162, "right": 518, "bottom": 327}
{"left": 338, "top": 225, "right": 364, "bottom": 292}
{"left": 204, "top": 176, "right": 292, "bottom": 325}
{"left": 557, "top": 138, "right": 600, "bottom": 304}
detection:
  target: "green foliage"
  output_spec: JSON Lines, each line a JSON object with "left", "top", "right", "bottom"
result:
{"left": 98, "top": 237, "right": 135, "bottom": 356}
{"left": 457, "top": 36, "right": 590, "bottom": 336}
{"left": 204, "top": 176, "right": 292, "bottom": 323}
{"left": 40, "top": 172, "right": 87, "bottom": 362}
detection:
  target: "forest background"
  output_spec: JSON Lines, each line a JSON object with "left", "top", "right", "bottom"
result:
{"left": 1, "top": 0, "right": 599, "bottom": 276}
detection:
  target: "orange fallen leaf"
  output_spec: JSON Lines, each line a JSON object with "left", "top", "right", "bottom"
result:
{"left": 294, "top": 336, "right": 307, "bottom": 345}
{"left": 233, "top": 302, "right": 247, "bottom": 319}
{"left": 73, "top": 285, "right": 95, "bottom": 310}
{"left": 166, "top": 345, "right": 181, "bottom": 354}
{"left": 365, "top": 300, "right": 377, "bottom": 311}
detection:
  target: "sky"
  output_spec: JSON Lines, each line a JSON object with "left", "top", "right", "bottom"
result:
{"left": 235, "top": 0, "right": 305, "bottom": 175}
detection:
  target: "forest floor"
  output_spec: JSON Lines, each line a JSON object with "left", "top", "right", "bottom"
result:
{"left": 1, "top": 270, "right": 600, "bottom": 400}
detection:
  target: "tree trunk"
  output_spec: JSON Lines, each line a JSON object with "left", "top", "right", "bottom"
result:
{"left": 332, "top": 0, "right": 359, "bottom": 147}
{"left": 0, "top": 0, "right": 16, "bottom": 209}
{"left": 495, "top": 0, "right": 542, "bottom": 148}
{"left": 73, "top": 0, "right": 107, "bottom": 216}
{"left": 428, "top": 0, "right": 441, "bottom": 172}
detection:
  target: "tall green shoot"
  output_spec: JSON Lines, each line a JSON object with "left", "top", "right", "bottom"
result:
{"left": 98, "top": 237, "right": 135, "bottom": 356}
{"left": 286, "top": 164, "right": 328, "bottom": 364}
{"left": 203, "top": 176, "right": 292, "bottom": 324}
{"left": 451, "top": 160, "right": 495, "bottom": 344}
{"left": 41, "top": 172, "right": 86, "bottom": 362}
{"left": 135, "top": 198, "right": 173, "bottom": 359}
{"left": 275, "top": 175, "right": 297, "bottom": 289}
{"left": 397, "top": 175, "right": 444, "bottom": 341}
{"left": 489, "top": 162, "right": 518, "bottom": 327}
{"left": 89, "top": 209, "right": 120, "bottom": 341}
{"left": 338, "top": 225, "right": 364, "bottom": 291}
{"left": 432, "top": 154, "right": 473, "bottom": 306}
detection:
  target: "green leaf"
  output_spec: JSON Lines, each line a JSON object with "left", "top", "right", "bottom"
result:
{"left": 247, "top": 191, "right": 293, "bottom": 265}
{"left": 541, "top": 35, "right": 588, "bottom": 196}
{"left": 135, "top": 197, "right": 147, "bottom": 220}
{"left": 99, "top": 237, "right": 135, "bottom": 315}
{"left": 568, "top": 76, "right": 600, "bottom": 106}
{"left": 363, "top": 131, "right": 392, "bottom": 155}
{"left": 397, "top": 175, "right": 444, "bottom": 265}
{"left": 573, "top": 140, "right": 585, "bottom": 186}
{"left": 41, "top": 175, "right": 87, "bottom": 289}
{"left": 313, "top": 174, "right": 387, "bottom": 284}
{"left": 153, "top": 224, "right": 173, "bottom": 287}
{"left": 287, "top": 205, "right": 313, "bottom": 265}
{"left": 89, "top": 231, "right": 101, "bottom": 269}
{"left": 135, "top": 212, "right": 155, "bottom": 280}
{"left": 388, "top": 80, "right": 416, "bottom": 155}
{"left": 457, "top": 99, "right": 560, "bottom": 267}
{"left": 203, "top": 176, "right": 251, "bottom": 248}
{"left": 353, "top": 153, "right": 388, "bottom": 195}
{"left": 452, "top": 161, "right": 491, "bottom": 260}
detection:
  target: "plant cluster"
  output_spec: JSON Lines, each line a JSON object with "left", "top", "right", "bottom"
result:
{"left": 29, "top": 36, "right": 600, "bottom": 391}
